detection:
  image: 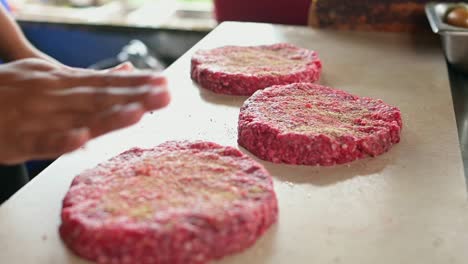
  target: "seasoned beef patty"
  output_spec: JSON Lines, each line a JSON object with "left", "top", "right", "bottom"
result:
{"left": 60, "top": 141, "right": 278, "bottom": 264}
{"left": 191, "top": 43, "right": 322, "bottom": 95}
{"left": 238, "top": 83, "right": 402, "bottom": 165}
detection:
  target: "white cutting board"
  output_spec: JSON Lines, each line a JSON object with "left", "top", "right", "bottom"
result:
{"left": 1, "top": 22, "right": 467, "bottom": 264}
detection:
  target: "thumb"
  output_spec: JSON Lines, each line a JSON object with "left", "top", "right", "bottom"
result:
{"left": 108, "top": 62, "right": 135, "bottom": 72}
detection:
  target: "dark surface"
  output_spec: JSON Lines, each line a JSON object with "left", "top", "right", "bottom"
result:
{"left": 447, "top": 63, "right": 468, "bottom": 186}
{"left": 0, "top": 164, "right": 28, "bottom": 204}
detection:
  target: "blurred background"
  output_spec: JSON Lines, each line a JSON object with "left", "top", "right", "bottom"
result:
{"left": 8, "top": 0, "right": 216, "bottom": 68}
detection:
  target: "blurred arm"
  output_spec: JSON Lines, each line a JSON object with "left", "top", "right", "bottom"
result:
{"left": 0, "top": 5, "right": 60, "bottom": 63}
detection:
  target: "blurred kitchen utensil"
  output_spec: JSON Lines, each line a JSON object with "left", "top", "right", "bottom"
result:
{"left": 89, "top": 39, "right": 165, "bottom": 70}
{"left": 426, "top": 2, "right": 468, "bottom": 73}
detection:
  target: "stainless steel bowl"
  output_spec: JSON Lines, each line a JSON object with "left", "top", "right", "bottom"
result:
{"left": 426, "top": 2, "right": 468, "bottom": 73}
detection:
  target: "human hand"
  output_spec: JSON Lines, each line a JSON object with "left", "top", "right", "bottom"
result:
{"left": 0, "top": 59, "right": 170, "bottom": 165}
{"left": 107, "top": 62, "right": 135, "bottom": 72}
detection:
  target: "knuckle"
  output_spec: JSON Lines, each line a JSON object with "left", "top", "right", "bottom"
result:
{"left": 16, "top": 75, "right": 61, "bottom": 94}
{"left": 132, "top": 74, "right": 152, "bottom": 84}
{"left": 89, "top": 73, "right": 113, "bottom": 87}
{"left": 21, "top": 58, "right": 55, "bottom": 71}
{"left": 53, "top": 71, "right": 77, "bottom": 84}
{"left": 37, "top": 75, "right": 67, "bottom": 91}
{"left": 133, "top": 75, "right": 155, "bottom": 87}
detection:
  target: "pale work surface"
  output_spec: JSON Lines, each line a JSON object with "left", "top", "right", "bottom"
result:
{"left": 1, "top": 22, "right": 468, "bottom": 264}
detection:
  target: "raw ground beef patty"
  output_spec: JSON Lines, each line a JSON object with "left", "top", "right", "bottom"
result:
{"left": 60, "top": 141, "right": 278, "bottom": 264}
{"left": 190, "top": 43, "right": 322, "bottom": 95}
{"left": 238, "top": 83, "right": 403, "bottom": 165}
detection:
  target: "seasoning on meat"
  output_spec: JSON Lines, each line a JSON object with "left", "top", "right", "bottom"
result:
{"left": 238, "top": 83, "right": 403, "bottom": 165}
{"left": 191, "top": 43, "right": 322, "bottom": 96}
{"left": 60, "top": 141, "right": 278, "bottom": 264}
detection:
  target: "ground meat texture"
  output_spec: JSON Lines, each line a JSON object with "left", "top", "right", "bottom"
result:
{"left": 190, "top": 43, "right": 322, "bottom": 96}
{"left": 238, "top": 83, "right": 403, "bottom": 166}
{"left": 59, "top": 141, "right": 278, "bottom": 264}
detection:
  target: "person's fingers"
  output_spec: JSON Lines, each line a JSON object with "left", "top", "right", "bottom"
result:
{"left": 144, "top": 86, "right": 171, "bottom": 111}
{"left": 88, "top": 103, "right": 145, "bottom": 138}
{"left": 44, "top": 83, "right": 169, "bottom": 113}
{"left": 107, "top": 62, "right": 135, "bottom": 72}
{"left": 10, "top": 58, "right": 59, "bottom": 72}
{"left": 19, "top": 94, "right": 77, "bottom": 115}
{"left": 51, "top": 86, "right": 151, "bottom": 113}
{"left": 18, "top": 112, "right": 89, "bottom": 132}
{"left": 40, "top": 71, "right": 169, "bottom": 113}
{"left": 61, "top": 71, "right": 167, "bottom": 89}
{"left": 10, "top": 128, "right": 90, "bottom": 164}
{"left": 59, "top": 62, "right": 134, "bottom": 75}
{"left": 19, "top": 100, "right": 153, "bottom": 134}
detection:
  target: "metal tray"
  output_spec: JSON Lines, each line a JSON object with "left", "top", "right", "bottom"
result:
{"left": 426, "top": 2, "right": 468, "bottom": 73}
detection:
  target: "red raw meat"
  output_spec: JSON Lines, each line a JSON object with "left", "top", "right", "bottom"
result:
{"left": 191, "top": 43, "right": 322, "bottom": 96}
{"left": 60, "top": 141, "right": 278, "bottom": 264}
{"left": 238, "top": 83, "right": 403, "bottom": 165}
